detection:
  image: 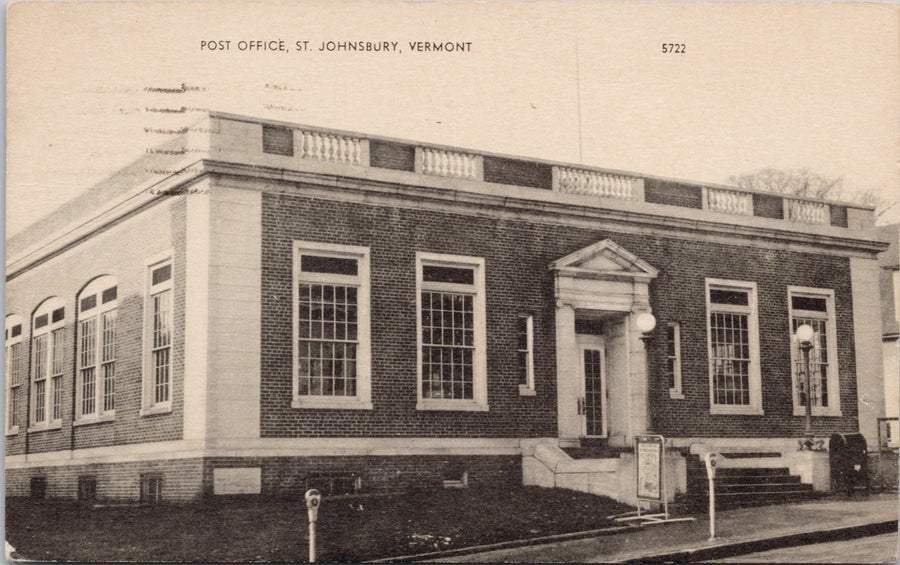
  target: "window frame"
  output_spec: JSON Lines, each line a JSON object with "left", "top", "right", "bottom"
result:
{"left": 666, "top": 322, "right": 684, "bottom": 400}
{"left": 29, "top": 298, "right": 66, "bottom": 430}
{"left": 788, "top": 286, "right": 841, "bottom": 417}
{"left": 415, "top": 252, "right": 487, "bottom": 412}
{"left": 517, "top": 314, "right": 536, "bottom": 396}
{"left": 6, "top": 315, "right": 25, "bottom": 435}
{"left": 292, "top": 241, "right": 372, "bottom": 410}
{"left": 75, "top": 276, "right": 118, "bottom": 425}
{"left": 141, "top": 252, "right": 174, "bottom": 415}
{"left": 705, "top": 278, "right": 762, "bottom": 415}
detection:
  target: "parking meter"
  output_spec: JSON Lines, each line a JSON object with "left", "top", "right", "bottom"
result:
{"left": 305, "top": 489, "right": 321, "bottom": 522}
{"left": 702, "top": 453, "right": 718, "bottom": 539}
{"left": 305, "top": 489, "right": 321, "bottom": 562}
{"left": 703, "top": 452, "right": 718, "bottom": 479}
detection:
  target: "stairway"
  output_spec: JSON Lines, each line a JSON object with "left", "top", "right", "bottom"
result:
{"left": 681, "top": 454, "right": 817, "bottom": 510}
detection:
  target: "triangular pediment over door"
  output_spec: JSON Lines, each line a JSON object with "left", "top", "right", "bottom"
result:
{"left": 550, "top": 239, "right": 658, "bottom": 284}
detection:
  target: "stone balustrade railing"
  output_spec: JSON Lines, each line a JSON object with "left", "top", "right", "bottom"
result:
{"left": 298, "top": 130, "right": 366, "bottom": 165}
{"left": 785, "top": 198, "right": 829, "bottom": 225}
{"left": 253, "top": 121, "right": 855, "bottom": 230}
{"left": 554, "top": 167, "right": 640, "bottom": 201}
{"left": 420, "top": 148, "right": 482, "bottom": 180}
{"left": 705, "top": 187, "right": 753, "bottom": 216}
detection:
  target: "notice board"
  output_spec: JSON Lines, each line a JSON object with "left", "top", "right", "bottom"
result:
{"left": 636, "top": 434, "right": 664, "bottom": 501}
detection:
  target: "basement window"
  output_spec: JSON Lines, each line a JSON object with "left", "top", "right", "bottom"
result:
{"left": 140, "top": 474, "right": 163, "bottom": 503}
{"left": 30, "top": 477, "right": 47, "bottom": 499}
{"left": 304, "top": 473, "right": 361, "bottom": 497}
{"left": 441, "top": 462, "right": 468, "bottom": 488}
{"left": 78, "top": 476, "right": 97, "bottom": 502}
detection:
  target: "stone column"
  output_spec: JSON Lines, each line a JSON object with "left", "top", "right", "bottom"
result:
{"left": 555, "top": 302, "right": 580, "bottom": 446}
{"left": 850, "top": 256, "right": 886, "bottom": 451}
{"left": 627, "top": 311, "right": 650, "bottom": 442}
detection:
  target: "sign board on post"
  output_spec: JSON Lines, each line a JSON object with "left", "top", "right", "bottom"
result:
{"left": 636, "top": 434, "right": 664, "bottom": 502}
{"left": 610, "top": 434, "right": 693, "bottom": 526}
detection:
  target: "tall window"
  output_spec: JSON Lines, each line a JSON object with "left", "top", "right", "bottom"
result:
{"left": 77, "top": 276, "right": 118, "bottom": 422}
{"left": 31, "top": 298, "right": 66, "bottom": 427}
{"left": 706, "top": 279, "right": 761, "bottom": 414}
{"left": 789, "top": 287, "right": 840, "bottom": 416}
{"left": 143, "top": 257, "right": 173, "bottom": 413}
{"left": 666, "top": 322, "right": 684, "bottom": 399}
{"left": 293, "top": 242, "right": 371, "bottom": 409}
{"left": 416, "top": 253, "right": 487, "bottom": 411}
{"left": 517, "top": 315, "right": 535, "bottom": 395}
{"left": 6, "top": 316, "right": 25, "bottom": 434}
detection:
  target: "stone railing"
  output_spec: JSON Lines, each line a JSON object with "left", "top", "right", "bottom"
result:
{"left": 705, "top": 187, "right": 753, "bottom": 216}
{"left": 248, "top": 118, "right": 852, "bottom": 229}
{"left": 420, "top": 148, "right": 482, "bottom": 180}
{"left": 785, "top": 198, "right": 829, "bottom": 225}
{"left": 554, "top": 167, "right": 641, "bottom": 200}
{"left": 298, "top": 130, "right": 366, "bottom": 165}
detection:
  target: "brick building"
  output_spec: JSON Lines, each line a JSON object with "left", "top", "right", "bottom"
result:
{"left": 5, "top": 112, "right": 888, "bottom": 502}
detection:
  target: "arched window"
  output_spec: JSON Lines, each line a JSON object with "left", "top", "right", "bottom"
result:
{"left": 6, "top": 315, "right": 25, "bottom": 434}
{"left": 77, "top": 276, "right": 118, "bottom": 421}
{"left": 31, "top": 297, "right": 66, "bottom": 427}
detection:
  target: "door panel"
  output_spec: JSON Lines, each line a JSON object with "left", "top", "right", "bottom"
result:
{"left": 577, "top": 334, "right": 606, "bottom": 438}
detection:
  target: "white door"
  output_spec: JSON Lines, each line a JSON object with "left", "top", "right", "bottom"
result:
{"left": 577, "top": 334, "right": 607, "bottom": 438}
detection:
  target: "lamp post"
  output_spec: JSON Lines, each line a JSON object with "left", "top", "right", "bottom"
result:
{"left": 636, "top": 312, "right": 657, "bottom": 434}
{"left": 636, "top": 312, "right": 657, "bottom": 341}
{"left": 796, "top": 323, "right": 815, "bottom": 450}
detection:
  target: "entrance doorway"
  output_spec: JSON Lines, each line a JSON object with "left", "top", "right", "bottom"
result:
{"left": 577, "top": 334, "right": 607, "bottom": 438}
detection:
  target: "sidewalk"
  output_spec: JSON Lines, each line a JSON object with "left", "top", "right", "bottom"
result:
{"left": 427, "top": 494, "right": 899, "bottom": 563}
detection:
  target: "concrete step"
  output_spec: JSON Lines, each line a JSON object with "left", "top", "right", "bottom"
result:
{"left": 712, "top": 482, "right": 814, "bottom": 494}
{"left": 683, "top": 455, "right": 816, "bottom": 510}
{"left": 687, "top": 467, "right": 793, "bottom": 478}
{"left": 688, "top": 474, "right": 802, "bottom": 486}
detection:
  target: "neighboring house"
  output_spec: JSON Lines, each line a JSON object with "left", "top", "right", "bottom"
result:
{"left": 878, "top": 224, "right": 899, "bottom": 449}
{"left": 4, "top": 112, "right": 888, "bottom": 502}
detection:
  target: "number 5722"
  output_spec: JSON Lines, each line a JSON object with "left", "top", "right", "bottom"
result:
{"left": 662, "top": 43, "right": 686, "bottom": 54}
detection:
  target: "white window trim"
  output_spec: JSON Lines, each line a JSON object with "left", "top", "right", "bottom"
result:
{"left": 788, "top": 286, "right": 841, "bottom": 417}
{"left": 75, "top": 276, "right": 118, "bottom": 425}
{"left": 667, "top": 322, "right": 684, "bottom": 400}
{"left": 6, "top": 315, "right": 24, "bottom": 436}
{"left": 29, "top": 298, "right": 66, "bottom": 431}
{"left": 292, "top": 241, "right": 372, "bottom": 410}
{"left": 705, "top": 278, "right": 763, "bottom": 415}
{"left": 518, "top": 314, "right": 536, "bottom": 396}
{"left": 416, "top": 252, "right": 488, "bottom": 412}
{"left": 141, "top": 250, "right": 174, "bottom": 416}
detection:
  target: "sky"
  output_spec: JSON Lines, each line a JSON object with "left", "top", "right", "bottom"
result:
{"left": 6, "top": 1, "right": 900, "bottom": 238}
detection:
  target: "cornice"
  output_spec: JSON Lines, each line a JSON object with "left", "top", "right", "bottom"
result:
{"left": 6, "top": 158, "right": 889, "bottom": 279}
{"left": 203, "top": 160, "right": 888, "bottom": 257}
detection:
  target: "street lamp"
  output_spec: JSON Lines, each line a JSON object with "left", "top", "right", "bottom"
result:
{"left": 636, "top": 312, "right": 657, "bottom": 434}
{"left": 636, "top": 312, "right": 657, "bottom": 341}
{"left": 796, "top": 323, "right": 815, "bottom": 450}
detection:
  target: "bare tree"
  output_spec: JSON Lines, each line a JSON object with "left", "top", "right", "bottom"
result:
{"left": 727, "top": 168, "right": 843, "bottom": 200}
{"left": 728, "top": 167, "right": 893, "bottom": 220}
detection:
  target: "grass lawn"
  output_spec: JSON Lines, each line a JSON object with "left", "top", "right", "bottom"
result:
{"left": 6, "top": 486, "right": 633, "bottom": 562}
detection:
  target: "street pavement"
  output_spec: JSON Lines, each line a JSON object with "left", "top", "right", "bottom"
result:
{"left": 710, "top": 533, "right": 899, "bottom": 563}
{"left": 427, "top": 493, "right": 898, "bottom": 563}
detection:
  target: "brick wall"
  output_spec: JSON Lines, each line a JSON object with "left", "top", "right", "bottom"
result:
{"left": 5, "top": 454, "right": 519, "bottom": 501}
{"left": 482, "top": 157, "right": 552, "bottom": 189}
{"left": 261, "top": 190, "right": 858, "bottom": 440}
{"left": 4, "top": 197, "right": 187, "bottom": 457}
{"left": 369, "top": 140, "right": 416, "bottom": 172}
{"left": 5, "top": 458, "right": 204, "bottom": 502}
{"left": 203, "top": 455, "right": 520, "bottom": 498}
{"left": 644, "top": 238, "right": 858, "bottom": 438}
{"left": 644, "top": 179, "right": 704, "bottom": 209}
